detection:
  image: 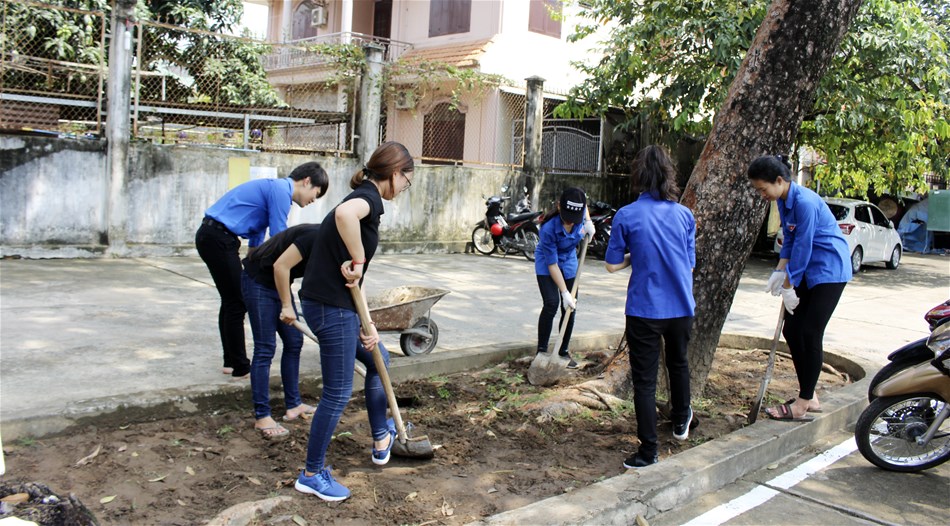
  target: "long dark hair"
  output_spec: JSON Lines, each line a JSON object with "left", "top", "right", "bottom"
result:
{"left": 747, "top": 155, "right": 792, "bottom": 183}
{"left": 247, "top": 223, "right": 321, "bottom": 267}
{"left": 632, "top": 145, "right": 680, "bottom": 201}
{"left": 350, "top": 141, "right": 414, "bottom": 199}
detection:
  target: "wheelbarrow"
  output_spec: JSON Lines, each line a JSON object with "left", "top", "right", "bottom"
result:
{"left": 367, "top": 286, "right": 450, "bottom": 356}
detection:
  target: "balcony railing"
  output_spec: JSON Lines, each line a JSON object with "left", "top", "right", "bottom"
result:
{"left": 263, "top": 32, "right": 412, "bottom": 72}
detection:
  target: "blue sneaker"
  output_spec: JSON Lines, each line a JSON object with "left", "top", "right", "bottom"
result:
{"left": 371, "top": 418, "right": 397, "bottom": 466}
{"left": 294, "top": 467, "right": 350, "bottom": 501}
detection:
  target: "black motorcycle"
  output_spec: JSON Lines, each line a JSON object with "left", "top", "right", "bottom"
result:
{"left": 471, "top": 188, "right": 542, "bottom": 261}
{"left": 586, "top": 200, "right": 616, "bottom": 260}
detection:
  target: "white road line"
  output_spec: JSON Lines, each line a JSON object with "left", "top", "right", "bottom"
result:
{"left": 682, "top": 437, "right": 858, "bottom": 526}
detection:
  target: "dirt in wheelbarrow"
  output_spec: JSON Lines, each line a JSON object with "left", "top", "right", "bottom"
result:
{"left": 1, "top": 347, "right": 851, "bottom": 525}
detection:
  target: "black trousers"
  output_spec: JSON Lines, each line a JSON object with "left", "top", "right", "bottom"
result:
{"left": 536, "top": 274, "right": 576, "bottom": 355}
{"left": 783, "top": 279, "right": 846, "bottom": 400}
{"left": 625, "top": 315, "right": 692, "bottom": 457}
{"left": 195, "top": 223, "right": 250, "bottom": 376}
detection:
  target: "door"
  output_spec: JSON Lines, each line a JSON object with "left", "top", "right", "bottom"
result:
{"left": 852, "top": 205, "right": 876, "bottom": 260}
{"left": 868, "top": 204, "right": 892, "bottom": 262}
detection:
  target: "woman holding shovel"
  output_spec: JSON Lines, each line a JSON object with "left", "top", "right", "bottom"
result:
{"left": 293, "top": 142, "right": 414, "bottom": 502}
{"left": 534, "top": 187, "right": 595, "bottom": 369}
{"left": 747, "top": 155, "right": 851, "bottom": 421}
{"left": 605, "top": 145, "right": 696, "bottom": 469}
{"left": 241, "top": 223, "right": 322, "bottom": 441}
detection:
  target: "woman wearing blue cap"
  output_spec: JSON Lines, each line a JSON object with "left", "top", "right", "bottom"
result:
{"left": 534, "top": 187, "right": 595, "bottom": 369}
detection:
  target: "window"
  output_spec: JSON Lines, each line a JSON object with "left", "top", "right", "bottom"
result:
{"left": 870, "top": 205, "right": 890, "bottom": 227}
{"left": 854, "top": 205, "right": 871, "bottom": 224}
{"left": 429, "top": 0, "right": 471, "bottom": 38}
{"left": 529, "top": 0, "right": 561, "bottom": 38}
{"left": 291, "top": 1, "right": 318, "bottom": 40}
{"left": 423, "top": 103, "right": 465, "bottom": 164}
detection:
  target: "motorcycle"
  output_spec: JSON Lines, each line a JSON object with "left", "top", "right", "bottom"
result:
{"left": 867, "top": 300, "right": 950, "bottom": 401}
{"left": 855, "top": 313, "right": 950, "bottom": 472}
{"left": 471, "top": 186, "right": 543, "bottom": 261}
{"left": 586, "top": 200, "right": 616, "bottom": 260}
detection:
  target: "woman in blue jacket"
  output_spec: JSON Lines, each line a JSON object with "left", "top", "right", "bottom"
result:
{"left": 748, "top": 155, "right": 851, "bottom": 421}
{"left": 534, "top": 187, "right": 594, "bottom": 369}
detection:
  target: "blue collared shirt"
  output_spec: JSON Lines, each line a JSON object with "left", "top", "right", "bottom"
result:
{"left": 204, "top": 177, "right": 294, "bottom": 247}
{"left": 605, "top": 192, "right": 696, "bottom": 319}
{"left": 534, "top": 215, "right": 585, "bottom": 278}
{"left": 778, "top": 183, "right": 852, "bottom": 287}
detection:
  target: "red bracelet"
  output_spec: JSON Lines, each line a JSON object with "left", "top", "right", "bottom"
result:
{"left": 351, "top": 259, "right": 366, "bottom": 266}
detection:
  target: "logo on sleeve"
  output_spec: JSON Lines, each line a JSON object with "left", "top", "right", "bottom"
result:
{"left": 787, "top": 223, "right": 796, "bottom": 232}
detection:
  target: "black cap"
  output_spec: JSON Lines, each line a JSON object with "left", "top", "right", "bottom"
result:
{"left": 559, "top": 187, "right": 586, "bottom": 224}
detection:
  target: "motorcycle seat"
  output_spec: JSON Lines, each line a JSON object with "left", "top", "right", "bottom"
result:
{"left": 507, "top": 211, "right": 542, "bottom": 223}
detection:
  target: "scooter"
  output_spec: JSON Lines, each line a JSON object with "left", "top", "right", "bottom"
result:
{"left": 867, "top": 300, "right": 950, "bottom": 401}
{"left": 585, "top": 200, "right": 616, "bottom": 260}
{"left": 855, "top": 318, "right": 950, "bottom": 472}
{"left": 471, "top": 186, "right": 542, "bottom": 261}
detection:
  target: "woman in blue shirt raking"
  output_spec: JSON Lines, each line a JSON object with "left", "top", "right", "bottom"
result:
{"left": 748, "top": 155, "right": 851, "bottom": 421}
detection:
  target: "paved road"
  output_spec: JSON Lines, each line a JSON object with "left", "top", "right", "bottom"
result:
{"left": 652, "top": 430, "right": 950, "bottom": 526}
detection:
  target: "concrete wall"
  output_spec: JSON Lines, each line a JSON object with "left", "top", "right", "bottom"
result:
{"left": 0, "top": 136, "right": 534, "bottom": 258}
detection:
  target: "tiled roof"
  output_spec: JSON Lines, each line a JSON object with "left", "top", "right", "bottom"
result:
{"left": 399, "top": 38, "right": 493, "bottom": 68}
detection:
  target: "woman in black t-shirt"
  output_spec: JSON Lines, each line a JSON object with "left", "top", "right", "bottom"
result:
{"left": 292, "top": 142, "right": 414, "bottom": 502}
{"left": 241, "top": 223, "right": 321, "bottom": 441}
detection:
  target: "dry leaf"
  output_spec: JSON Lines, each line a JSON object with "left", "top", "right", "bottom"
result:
{"left": 1, "top": 493, "right": 29, "bottom": 504}
{"left": 292, "top": 515, "right": 308, "bottom": 526}
{"left": 148, "top": 475, "right": 167, "bottom": 482}
{"left": 185, "top": 466, "right": 195, "bottom": 475}
{"left": 441, "top": 498, "right": 454, "bottom": 516}
{"left": 247, "top": 477, "right": 262, "bottom": 486}
{"left": 131, "top": 452, "right": 139, "bottom": 457}
{"left": 118, "top": 424, "right": 130, "bottom": 430}
{"left": 405, "top": 491, "right": 418, "bottom": 502}
{"left": 177, "top": 499, "right": 187, "bottom": 506}
{"left": 486, "top": 488, "right": 498, "bottom": 494}
{"left": 485, "top": 430, "right": 496, "bottom": 439}
{"left": 117, "top": 445, "right": 127, "bottom": 452}
{"left": 635, "top": 514, "right": 650, "bottom": 526}
{"left": 100, "top": 495, "right": 116, "bottom": 504}
{"left": 76, "top": 444, "right": 102, "bottom": 467}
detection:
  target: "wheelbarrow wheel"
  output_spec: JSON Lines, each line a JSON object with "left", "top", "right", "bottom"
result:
{"left": 400, "top": 317, "right": 439, "bottom": 356}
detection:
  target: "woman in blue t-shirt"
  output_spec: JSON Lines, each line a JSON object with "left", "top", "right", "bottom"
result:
{"left": 748, "top": 155, "right": 851, "bottom": 422}
{"left": 534, "top": 187, "right": 594, "bottom": 369}
{"left": 290, "top": 142, "right": 414, "bottom": 503}
{"left": 605, "top": 145, "right": 697, "bottom": 469}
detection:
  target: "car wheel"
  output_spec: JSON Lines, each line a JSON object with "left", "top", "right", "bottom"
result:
{"left": 885, "top": 246, "right": 901, "bottom": 269}
{"left": 851, "top": 247, "right": 863, "bottom": 274}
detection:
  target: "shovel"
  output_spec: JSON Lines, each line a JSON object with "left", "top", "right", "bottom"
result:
{"left": 291, "top": 315, "right": 433, "bottom": 459}
{"left": 526, "top": 237, "right": 589, "bottom": 386}
{"left": 747, "top": 305, "right": 786, "bottom": 424}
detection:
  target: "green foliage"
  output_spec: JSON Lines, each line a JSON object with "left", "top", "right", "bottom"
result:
{"left": 386, "top": 57, "right": 507, "bottom": 112}
{"left": 558, "top": 0, "right": 949, "bottom": 196}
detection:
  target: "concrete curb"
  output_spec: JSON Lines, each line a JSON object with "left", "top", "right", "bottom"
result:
{"left": 473, "top": 343, "right": 874, "bottom": 526}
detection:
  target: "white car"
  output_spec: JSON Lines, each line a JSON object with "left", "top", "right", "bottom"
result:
{"left": 774, "top": 198, "right": 902, "bottom": 273}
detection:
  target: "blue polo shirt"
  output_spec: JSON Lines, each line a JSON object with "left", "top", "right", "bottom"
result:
{"left": 778, "top": 183, "right": 852, "bottom": 288}
{"left": 204, "top": 177, "right": 294, "bottom": 247}
{"left": 534, "top": 215, "right": 584, "bottom": 278}
{"left": 605, "top": 192, "right": 696, "bottom": 319}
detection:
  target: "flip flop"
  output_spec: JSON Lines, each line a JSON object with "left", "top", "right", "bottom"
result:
{"left": 786, "top": 399, "right": 823, "bottom": 413}
{"left": 256, "top": 424, "right": 290, "bottom": 441}
{"left": 283, "top": 405, "right": 316, "bottom": 422}
{"left": 766, "top": 402, "right": 815, "bottom": 422}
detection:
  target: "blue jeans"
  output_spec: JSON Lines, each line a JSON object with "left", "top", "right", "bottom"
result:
{"left": 241, "top": 272, "right": 304, "bottom": 420}
{"left": 301, "top": 299, "right": 391, "bottom": 473}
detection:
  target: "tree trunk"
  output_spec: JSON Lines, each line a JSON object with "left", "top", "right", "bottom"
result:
{"left": 680, "top": 0, "right": 863, "bottom": 392}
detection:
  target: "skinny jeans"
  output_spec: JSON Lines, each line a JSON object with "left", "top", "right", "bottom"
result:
{"left": 241, "top": 272, "right": 304, "bottom": 420}
{"left": 536, "top": 275, "right": 577, "bottom": 355}
{"left": 301, "top": 300, "right": 391, "bottom": 473}
{"left": 783, "top": 278, "right": 846, "bottom": 400}
{"left": 625, "top": 315, "right": 692, "bottom": 458}
{"left": 195, "top": 223, "right": 249, "bottom": 376}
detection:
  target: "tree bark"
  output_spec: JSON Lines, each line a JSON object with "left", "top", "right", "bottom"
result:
{"left": 680, "top": 0, "right": 864, "bottom": 392}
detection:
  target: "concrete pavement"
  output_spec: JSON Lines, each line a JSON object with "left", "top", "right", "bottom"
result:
{"left": 1, "top": 250, "right": 947, "bottom": 523}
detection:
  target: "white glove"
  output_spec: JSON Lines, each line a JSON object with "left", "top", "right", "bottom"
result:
{"left": 583, "top": 218, "right": 596, "bottom": 243}
{"left": 766, "top": 270, "right": 786, "bottom": 296}
{"left": 780, "top": 286, "right": 799, "bottom": 315}
{"left": 560, "top": 290, "right": 577, "bottom": 311}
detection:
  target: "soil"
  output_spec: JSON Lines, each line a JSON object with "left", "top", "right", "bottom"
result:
{"left": 1, "top": 347, "right": 851, "bottom": 526}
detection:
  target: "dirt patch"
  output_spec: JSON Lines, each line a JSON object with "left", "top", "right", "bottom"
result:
{"left": 1, "top": 347, "right": 850, "bottom": 525}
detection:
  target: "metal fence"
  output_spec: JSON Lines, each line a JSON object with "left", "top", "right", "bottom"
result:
{"left": 0, "top": 0, "right": 107, "bottom": 137}
{"left": 1, "top": 1, "right": 606, "bottom": 174}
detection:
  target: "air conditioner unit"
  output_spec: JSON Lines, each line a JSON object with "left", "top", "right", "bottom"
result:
{"left": 310, "top": 6, "right": 327, "bottom": 27}
{"left": 394, "top": 90, "right": 416, "bottom": 110}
